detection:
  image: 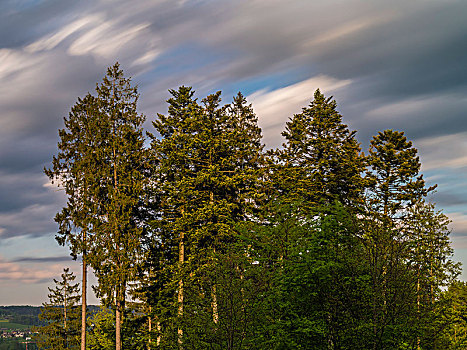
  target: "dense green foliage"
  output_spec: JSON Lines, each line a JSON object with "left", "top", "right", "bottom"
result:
{"left": 0, "top": 338, "right": 37, "bottom": 350}
{"left": 33, "top": 268, "right": 81, "bottom": 350}
{"left": 43, "top": 64, "right": 464, "bottom": 349}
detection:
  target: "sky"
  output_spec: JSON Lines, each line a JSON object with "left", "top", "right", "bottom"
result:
{"left": 1, "top": 0, "right": 467, "bottom": 305}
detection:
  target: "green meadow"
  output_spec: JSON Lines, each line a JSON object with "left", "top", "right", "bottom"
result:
{"left": 0, "top": 320, "right": 30, "bottom": 330}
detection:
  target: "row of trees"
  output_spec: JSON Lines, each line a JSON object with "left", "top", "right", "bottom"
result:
{"left": 39, "top": 63, "right": 463, "bottom": 349}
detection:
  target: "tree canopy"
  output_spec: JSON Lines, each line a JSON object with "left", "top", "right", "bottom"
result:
{"left": 43, "top": 64, "right": 461, "bottom": 350}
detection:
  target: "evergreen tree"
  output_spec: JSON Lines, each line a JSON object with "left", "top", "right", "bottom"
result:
{"left": 87, "top": 63, "right": 149, "bottom": 350}
{"left": 148, "top": 88, "right": 264, "bottom": 348}
{"left": 46, "top": 63, "right": 148, "bottom": 350}
{"left": 277, "top": 89, "right": 365, "bottom": 211}
{"left": 87, "top": 308, "right": 115, "bottom": 350}
{"left": 405, "top": 201, "right": 460, "bottom": 348}
{"left": 366, "top": 129, "right": 434, "bottom": 219}
{"left": 45, "top": 93, "right": 100, "bottom": 350}
{"left": 34, "top": 268, "right": 81, "bottom": 350}
{"left": 363, "top": 130, "right": 437, "bottom": 348}
{"left": 261, "top": 90, "right": 371, "bottom": 348}
{"left": 148, "top": 86, "right": 202, "bottom": 348}
{"left": 437, "top": 281, "right": 467, "bottom": 349}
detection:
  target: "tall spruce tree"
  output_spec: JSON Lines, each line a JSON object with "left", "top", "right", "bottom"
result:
{"left": 46, "top": 63, "right": 148, "bottom": 350}
{"left": 149, "top": 86, "right": 202, "bottom": 347}
{"left": 45, "top": 92, "right": 100, "bottom": 350}
{"left": 277, "top": 89, "right": 365, "bottom": 211}
{"left": 88, "top": 63, "right": 148, "bottom": 350}
{"left": 405, "top": 201, "right": 460, "bottom": 348}
{"left": 149, "top": 88, "right": 264, "bottom": 348}
{"left": 363, "top": 130, "right": 437, "bottom": 348}
{"left": 366, "top": 129, "right": 434, "bottom": 219}
{"left": 260, "top": 89, "right": 370, "bottom": 348}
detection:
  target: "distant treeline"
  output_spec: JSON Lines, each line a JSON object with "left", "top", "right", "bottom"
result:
{"left": 0, "top": 306, "right": 42, "bottom": 327}
{"left": 0, "top": 306, "right": 100, "bottom": 328}
{"left": 36, "top": 63, "right": 467, "bottom": 350}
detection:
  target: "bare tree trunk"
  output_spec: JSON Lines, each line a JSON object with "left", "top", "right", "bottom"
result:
{"left": 64, "top": 278, "right": 68, "bottom": 349}
{"left": 116, "top": 285, "right": 125, "bottom": 350}
{"left": 115, "top": 276, "right": 126, "bottom": 350}
{"left": 148, "top": 315, "right": 152, "bottom": 350}
{"left": 210, "top": 191, "right": 219, "bottom": 326}
{"left": 116, "top": 298, "right": 122, "bottom": 350}
{"left": 178, "top": 228, "right": 185, "bottom": 349}
{"left": 212, "top": 284, "right": 219, "bottom": 325}
{"left": 157, "top": 319, "right": 161, "bottom": 346}
{"left": 81, "top": 238, "right": 87, "bottom": 350}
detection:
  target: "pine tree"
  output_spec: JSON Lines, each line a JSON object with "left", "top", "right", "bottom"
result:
{"left": 149, "top": 88, "right": 264, "bottom": 348}
{"left": 363, "top": 130, "right": 437, "bottom": 348}
{"left": 45, "top": 92, "right": 100, "bottom": 350}
{"left": 46, "top": 63, "right": 148, "bottom": 350}
{"left": 34, "top": 268, "right": 81, "bottom": 350}
{"left": 366, "top": 129, "right": 434, "bottom": 219}
{"left": 277, "top": 89, "right": 365, "bottom": 211}
{"left": 87, "top": 63, "right": 149, "bottom": 350}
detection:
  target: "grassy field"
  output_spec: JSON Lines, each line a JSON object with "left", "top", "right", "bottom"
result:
{"left": 0, "top": 320, "right": 30, "bottom": 330}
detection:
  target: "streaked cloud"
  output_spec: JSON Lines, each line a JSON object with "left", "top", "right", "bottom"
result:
{"left": 1, "top": 0, "right": 467, "bottom": 303}
{"left": 0, "top": 257, "right": 65, "bottom": 284}
{"left": 13, "top": 255, "right": 72, "bottom": 263}
{"left": 25, "top": 14, "right": 103, "bottom": 53}
{"left": 248, "top": 75, "right": 352, "bottom": 147}
{"left": 418, "top": 132, "right": 467, "bottom": 171}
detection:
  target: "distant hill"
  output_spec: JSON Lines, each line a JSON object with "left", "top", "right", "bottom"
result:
{"left": 0, "top": 305, "right": 100, "bottom": 328}
{"left": 0, "top": 306, "right": 42, "bottom": 327}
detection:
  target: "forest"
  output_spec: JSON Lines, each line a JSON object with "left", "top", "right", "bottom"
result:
{"left": 34, "top": 63, "right": 467, "bottom": 350}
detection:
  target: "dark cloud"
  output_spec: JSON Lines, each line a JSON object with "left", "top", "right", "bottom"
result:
{"left": 12, "top": 255, "right": 72, "bottom": 263}
{"left": 430, "top": 192, "right": 467, "bottom": 208}
{"left": 1, "top": 0, "right": 467, "bottom": 256}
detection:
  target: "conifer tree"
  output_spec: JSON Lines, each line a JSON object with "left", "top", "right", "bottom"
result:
{"left": 149, "top": 88, "right": 264, "bottom": 348}
{"left": 366, "top": 129, "right": 434, "bottom": 219}
{"left": 87, "top": 63, "right": 148, "bottom": 350}
{"left": 277, "top": 89, "right": 365, "bottom": 211}
{"left": 363, "top": 130, "right": 436, "bottom": 348}
{"left": 46, "top": 63, "right": 148, "bottom": 350}
{"left": 405, "top": 201, "right": 460, "bottom": 347}
{"left": 45, "top": 93, "right": 100, "bottom": 350}
{"left": 34, "top": 268, "right": 81, "bottom": 350}
{"left": 438, "top": 281, "right": 467, "bottom": 348}
{"left": 149, "top": 86, "right": 202, "bottom": 347}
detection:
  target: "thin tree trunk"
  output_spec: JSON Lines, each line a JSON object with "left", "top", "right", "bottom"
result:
{"left": 116, "top": 283, "right": 125, "bottom": 350}
{"left": 157, "top": 319, "right": 161, "bottom": 346}
{"left": 417, "top": 240, "right": 420, "bottom": 350}
{"left": 148, "top": 315, "right": 152, "bottom": 350}
{"left": 112, "top": 133, "right": 122, "bottom": 350}
{"left": 178, "top": 226, "right": 185, "bottom": 349}
{"left": 116, "top": 297, "right": 122, "bottom": 350}
{"left": 210, "top": 191, "right": 219, "bottom": 325}
{"left": 64, "top": 277, "right": 68, "bottom": 349}
{"left": 81, "top": 238, "right": 87, "bottom": 350}
{"left": 212, "top": 284, "right": 219, "bottom": 324}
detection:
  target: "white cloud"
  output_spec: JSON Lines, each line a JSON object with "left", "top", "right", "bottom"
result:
{"left": 0, "top": 257, "right": 64, "bottom": 284}
{"left": 248, "top": 75, "right": 352, "bottom": 147}
{"left": 448, "top": 212, "right": 467, "bottom": 235}
{"left": 305, "top": 14, "right": 394, "bottom": 48}
{"left": 417, "top": 132, "right": 467, "bottom": 171}
{"left": 25, "top": 14, "right": 103, "bottom": 53}
{"left": 68, "top": 21, "right": 151, "bottom": 59}
{"left": 0, "top": 48, "right": 41, "bottom": 80}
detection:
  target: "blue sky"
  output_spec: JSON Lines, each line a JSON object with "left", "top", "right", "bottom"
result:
{"left": 1, "top": 0, "right": 467, "bottom": 305}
